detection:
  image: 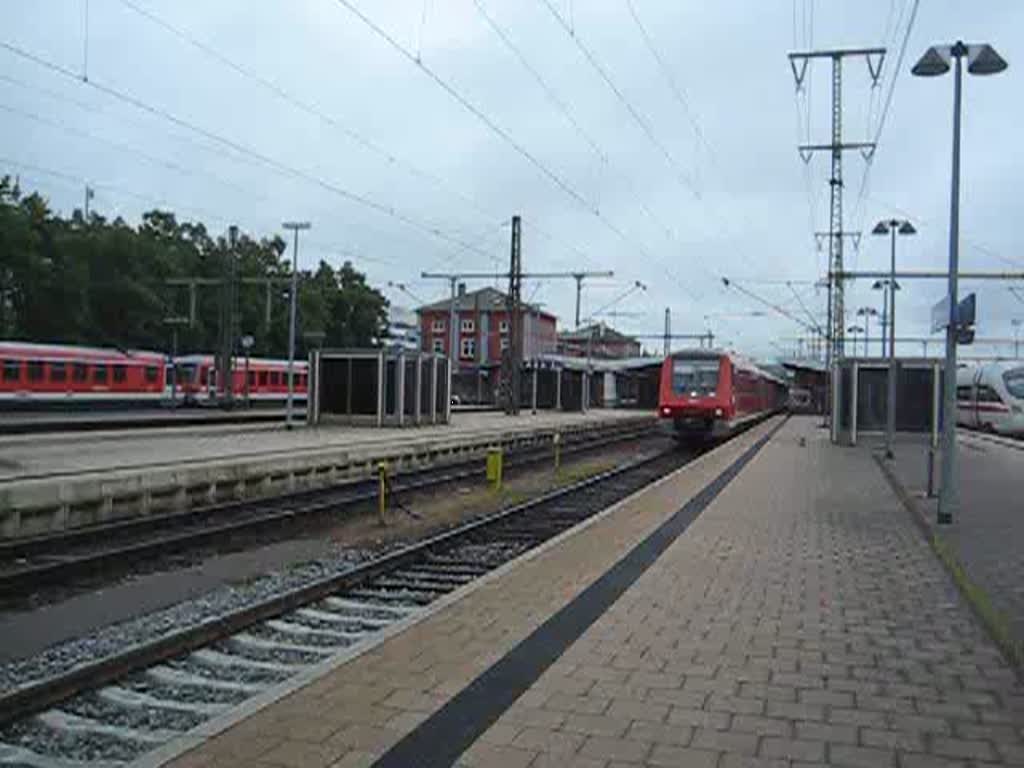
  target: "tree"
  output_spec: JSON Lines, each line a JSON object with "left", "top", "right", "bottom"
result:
{"left": 0, "top": 179, "right": 388, "bottom": 358}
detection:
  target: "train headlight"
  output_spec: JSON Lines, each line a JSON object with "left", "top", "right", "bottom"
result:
{"left": 714, "top": 408, "right": 723, "bottom": 417}
{"left": 661, "top": 407, "right": 671, "bottom": 416}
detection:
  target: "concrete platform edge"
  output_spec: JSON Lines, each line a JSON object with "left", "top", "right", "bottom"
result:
{"left": 132, "top": 416, "right": 782, "bottom": 768}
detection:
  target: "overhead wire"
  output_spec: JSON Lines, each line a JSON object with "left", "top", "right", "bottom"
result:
{"left": 536, "top": 0, "right": 700, "bottom": 201}
{"left": 0, "top": 155, "right": 401, "bottom": 267}
{"left": 113, "top": 0, "right": 505, "bottom": 229}
{"left": 0, "top": 39, "right": 498, "bottom": 262}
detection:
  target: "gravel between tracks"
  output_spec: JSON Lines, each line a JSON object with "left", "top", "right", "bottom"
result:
{"left": 0, "top": 547, "right": 371, "bottom": 696}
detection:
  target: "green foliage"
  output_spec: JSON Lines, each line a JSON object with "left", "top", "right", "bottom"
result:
{"left": 0, "top": 178, "right": 388, "bottom": 357}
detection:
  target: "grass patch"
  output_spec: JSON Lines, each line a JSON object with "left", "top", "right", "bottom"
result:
{"left": 931, "top": 533, "right": 1024, "bottom": 668}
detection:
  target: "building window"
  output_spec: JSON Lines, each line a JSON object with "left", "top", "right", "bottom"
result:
{"left": 460, "top": 318, "right": 475, "bottom": 333}
{"left": 432, "top": 339, "right": 444, "bottom": 354}
{"left": 499, "top": 320, "right": 509, "bottom": 334}
{"left": 431, "top": 319, "right": 445, "bottom": 333}
{"left": 500, "top": 338, "right": 510, "bottom": 352}
{"left": 460, "top": 337, "right": 475, "bottom": 359}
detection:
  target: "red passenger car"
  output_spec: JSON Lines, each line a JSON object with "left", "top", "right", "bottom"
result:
{"left": 0, "top": 341, "right": 168, "bottom": 410}
{"left": 173, "top": 354, "right": 308, "bottom": 406}
{"left": 658, "top": 349, "right": 787, "bottom": 441}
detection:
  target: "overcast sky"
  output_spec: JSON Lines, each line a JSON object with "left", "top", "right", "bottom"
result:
{"left": 2, "top": 1, "right": 1021, "bottom": 360}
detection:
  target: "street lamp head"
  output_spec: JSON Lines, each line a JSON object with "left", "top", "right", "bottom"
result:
{"left": 872, "top": 221, "right": 890, "bottom": 236}
{"left": 968, "top": 44, "right": 1008, "bottom": 76}
{"left": 912, "top": 46, "right": 951, "bottom": 77}
{"left": 872, "top": 279, "right": 886, "bottom": 290}
{"left": 897, "top": 220, "right": 917, "bottom": 236}
{"left": 282, "top": 221, "right": 312, "bottom": 231}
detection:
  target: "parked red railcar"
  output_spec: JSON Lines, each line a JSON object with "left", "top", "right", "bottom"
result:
{"left": 0, "top": 341, "right": 168, "bottom": 409}
{"left": 658, "top": 349, "right": 787, "bottom": 441}
{"left": 173, "top": 354, "right": 308, "bottom": 406}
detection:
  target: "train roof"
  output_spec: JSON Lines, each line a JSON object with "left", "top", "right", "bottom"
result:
{"left": 669, "top": 348, "right": 787, "bottom": 387}
{"left": 0, "top": 340, "right": 165, "bottom": 363}
{"left": 174, "top": 354, "right": 308, "bottom": 368}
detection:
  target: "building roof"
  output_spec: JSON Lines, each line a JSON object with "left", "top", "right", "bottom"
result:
{"left": 557, "top": 322, "right": 639, "bottom": 344}
{"left": 417, "top": 286, "right": 550, "bottom": 317}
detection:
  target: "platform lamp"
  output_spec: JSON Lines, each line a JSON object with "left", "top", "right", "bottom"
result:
{"left": 282, "top": 221, "right": 311, "bottom": 430}
{"left": 856, "top": 307, "right": 878, "bottom": 357}
{"left": 846, "top": 325, "right": 864, "bottom": 358}
{"left": 913, "top": 40, "right": 1008, "bottom": 524}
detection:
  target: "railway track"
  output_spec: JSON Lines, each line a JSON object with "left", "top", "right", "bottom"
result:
{"left": 0, "top": 423, "right": 659, "bottom": 602}
{"left": 0, "top": 443, "right": 693, "bottom": 767}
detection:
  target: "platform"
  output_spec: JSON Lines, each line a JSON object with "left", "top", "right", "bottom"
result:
{"left": 0, "top": 409, "right": 654, "bottom": 538}
{"left": 884, "top": 429, "right": 1024, "bottom": 657}
{"left": 155, "top": 416, "right": 1024, "bottom": 768}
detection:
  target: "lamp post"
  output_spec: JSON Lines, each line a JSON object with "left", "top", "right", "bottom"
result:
{"left": 871, "top": 280, "right": 898, "bottom": 356}
{"left": 282, "top": 221, "right": 311, "bottom": 430}
{"left": 913, "top": 40, "right": 1008, "bottom": 524}
{"left": 856, "top": 307, "right": 878, "bottom": 357}
{"left": 1013, "top": 318, "right": 1022, "bottom": 359}
{"left": 873, "top": 218, "right": 915, "bottom": 458}
{"left": 847, "top": 325, "right": 864, "bottom": 357}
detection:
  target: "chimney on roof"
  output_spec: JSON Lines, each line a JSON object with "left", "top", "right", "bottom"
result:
{"left": 457, "top": 282, "right": 467, "bottom": 297}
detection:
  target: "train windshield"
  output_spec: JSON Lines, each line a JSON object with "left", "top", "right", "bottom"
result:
{"left": 672, "top": 359, "right": 719, "bottom": 396}
{"left": 1004, "top": 368, "right": 1024, "bottom": 399}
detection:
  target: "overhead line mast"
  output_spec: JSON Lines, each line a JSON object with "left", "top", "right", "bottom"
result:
{"left": 788, "top": 46, "right": 885, "bottom": 368}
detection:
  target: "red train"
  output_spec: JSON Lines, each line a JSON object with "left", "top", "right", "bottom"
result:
{"left": 658, "top": 349, "right": 787, "bottom": 441}
{"left": 173, "top": 354, "right": 308, "bottom": 406}
{"left": 0, "top": 341, "right": 307, "bottom": 410}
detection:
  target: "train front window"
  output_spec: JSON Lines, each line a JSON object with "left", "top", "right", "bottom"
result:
{"left": 672, "top": 360, "right": 719, "bottom": 396}
{"left": 1004, "top": 369, "right": 1024, "bottom": 399}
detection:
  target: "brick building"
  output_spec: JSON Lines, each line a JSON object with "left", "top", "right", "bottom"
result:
{"left": 417, "top": 285, "right": 558, "bottom": 403}
{"left": 557, "top": 322, "right": 642, "bottom": 359}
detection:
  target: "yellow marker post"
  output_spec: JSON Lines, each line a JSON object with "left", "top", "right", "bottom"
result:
{"left": 377, "top": 461, "right": 389, "bottom": 526}
{"left": 553, "top": 432, "right": 561, "bottom": 474}
{"left": 486, "top": 446, "right": 503, "bottom": 491}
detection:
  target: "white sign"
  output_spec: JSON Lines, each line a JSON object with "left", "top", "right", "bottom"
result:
{"left": 931, "top": 297, "right": 951, "bottom": 333}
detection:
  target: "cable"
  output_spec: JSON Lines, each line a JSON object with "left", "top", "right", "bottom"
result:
{"left": 537, "top": 0, "right": 700, "bottom": 200}
{"left": 622, "top": 0, "right": 710, "bottom": 164}
{"left": 1, "top": 155, "right": 400, "bottom": 268}
{"left": 470, "top": 0, "right": 605, "bottom": 166}
{"left": 332, "top": 0, "right": 593, "bottom": 213}
{"left": 0, "top": 39, "right": 496, "bottom": 261}
{"left": 851, "top": 0, "right": 920, "bottom": 227}
{"left": 114, "top": 0, "right": 504, "bottom": 228}
{"left": 722, "top": 277, "right": 816, "bottom": 332}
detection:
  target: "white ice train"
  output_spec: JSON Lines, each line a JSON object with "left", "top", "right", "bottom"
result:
{"left": 956, "top": 362, "right": 1024, "bottom": 436}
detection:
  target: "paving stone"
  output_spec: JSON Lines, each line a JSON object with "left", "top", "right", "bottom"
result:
{"left": 511, "top": 727, "right": 585, "bottom": 755}
{"left": 541, "top": 693, "right": 612, "bottom": 715}
{"left": 562, "top": 713, "right": 633, "bottom": 738}
{"left": 794, "top": 721, "right": 857, "bottom": 744}
{"left": 606, "top": 698, "right": 669, "bottom": 723}
{"left": 666, "top": 707, "right": 731, "bottom": 730}
{"left": 931, "top": 736, "right": 999, "bottom": 761}
{"left": 860, "top": 727, "right": 925, "bottom": 751}
{"left": 730, "top": 715, "right": 790, "bottom": 737}
{"left": 625, "top": 721, "right": 693, "bottom": 746}
{"left": 827, "top": 743, "right": 896, "bottom": 767}
{"left": 646, "top": 745, "right": 718, "bottom": 767}
{"left": 759, "top": 737, "right": 825, "bottom": 761}
{"left": 577, "top": 735, "right": 651, "bottom": 763}
{"left": 690, "top": 727, "right": 759, "bottom": 755}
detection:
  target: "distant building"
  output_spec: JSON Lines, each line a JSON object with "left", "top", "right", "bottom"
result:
{"left": 384, "top": 305, "right": 420, "bottom": 352}
{"left": 557, "top": 322, "right": 641, "bottom": 359}
{"left": 416, "top": 284, "right": 557, "bottom": 403}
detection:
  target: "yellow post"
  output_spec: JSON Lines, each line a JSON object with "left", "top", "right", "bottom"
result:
{"left": 486, "top": 446, "right": 503, "bottom": 491}
{"left": 377, "top": 461, "right": 389, "bottom": 526}
{"left": 553, "top": 432, "right": 561, "bottom": 474}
